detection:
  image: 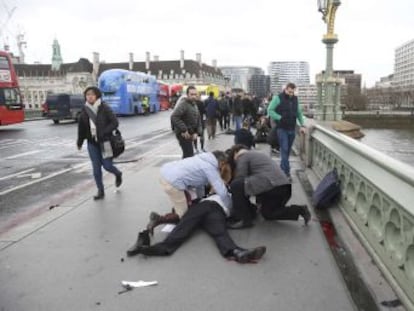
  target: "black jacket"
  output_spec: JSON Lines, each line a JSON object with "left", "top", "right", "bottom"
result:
{"left": 234, "top": 128, "right": 255, "bottom": 149}
{"left": 171, "top": 98, "right": 201, "bottom": 135}
{"left": 275, "top": 93, "right": 299, "bottom": 130}
{"left": 77, "top": 103, "right": 119, "bottom": 148}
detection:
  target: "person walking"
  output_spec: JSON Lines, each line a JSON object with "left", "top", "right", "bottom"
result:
{"left": 267, "top": 83, "right": 306, "bottom": 179}
{"left": 77, "top": 86, "right": 122, "bottom": 200}
{"left": 171, "top": 86, "right": 202, "bottom": 158}
{"left": 227, "top": 145, "right": 310, "bottom": 229}
{"left": 232, "top": 95, "right": 243, "bottom": 131}
{"left": 218, "top": 92, "right": 231, "bottom": 131}
{"left": 204, "top": 92, "right": 219, "bottom": 139}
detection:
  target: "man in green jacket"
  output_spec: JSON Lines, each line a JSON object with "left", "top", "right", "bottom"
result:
{"left": 267, "top": 83, "right": 306, "bottom": 179}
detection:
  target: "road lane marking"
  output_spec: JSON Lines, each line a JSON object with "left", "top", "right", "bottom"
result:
{"left": 0, "top": 131, "right": 173, "bottom": 197}
{"left": 5, "top": 150, "right": 42, "bottom": 160}
{"left": 0, "top": 168, "right": 36, "bottom": 181}
{"left": 16, "top": 172, "right": 42, "bottom": 179}
{"left": 0, "top": 163, "right": 88, "bottom": 196}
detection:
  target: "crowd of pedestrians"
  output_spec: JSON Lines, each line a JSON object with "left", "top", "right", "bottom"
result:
{"left": 76, "top": 83, "right": 309, "bottom": 264}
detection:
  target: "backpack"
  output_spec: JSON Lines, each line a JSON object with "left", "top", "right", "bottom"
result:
{"left": 312, "top": 169, "right": 341, "bottom": 209}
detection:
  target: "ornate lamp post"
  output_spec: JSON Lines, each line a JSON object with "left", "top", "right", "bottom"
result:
{"left": 316, "top": 0, "right": 343, "bottom": 121}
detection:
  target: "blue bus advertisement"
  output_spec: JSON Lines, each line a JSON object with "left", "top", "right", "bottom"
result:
{"left": 98, "top": 69, "right": 160, "bottom": 115}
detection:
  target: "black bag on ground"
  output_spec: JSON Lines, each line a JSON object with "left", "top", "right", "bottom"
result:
{"left": 110, "top": 129, "right": 125, "bottom": 158}
{"left": 312, "top": 169, "right": 341, "bottom": 209}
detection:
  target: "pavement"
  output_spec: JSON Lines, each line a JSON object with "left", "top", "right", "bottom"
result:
{"left": 0, "top": 130, "right": 356, "bottom": 311}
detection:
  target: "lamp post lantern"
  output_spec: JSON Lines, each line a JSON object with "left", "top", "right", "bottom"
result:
{"left": 316, "top": 0, "right": 343, "bottom": 121}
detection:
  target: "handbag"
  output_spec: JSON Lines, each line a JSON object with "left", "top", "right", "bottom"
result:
{"left": 110, "top": 129, "right": 125, "bottom": 158}
{"left": 312, "top": 169, "right": 341, "bottom": 209}
{"left": 84, "top": 105, "right": 125, "bottom": 158}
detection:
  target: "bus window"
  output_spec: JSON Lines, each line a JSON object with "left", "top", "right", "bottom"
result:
{"left": 0, "top": 88, "right": 22, "bottom": 108}
{"left": 0, "top": 56, "right": 9, "bottom": 69}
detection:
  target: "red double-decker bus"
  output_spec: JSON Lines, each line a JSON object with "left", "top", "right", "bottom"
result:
{"left": 0, "top": 51, "right": 24, "bottom": 126}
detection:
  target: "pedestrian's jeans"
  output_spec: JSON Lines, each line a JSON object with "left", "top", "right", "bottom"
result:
{"left": 234, "top": 116, "right": 243, "bottom": 131}
{"left": 87, "top": 142, "right": 121, "bottom": 193}
{"left": 277, "top": 128, "right": 296, "bottom": 177}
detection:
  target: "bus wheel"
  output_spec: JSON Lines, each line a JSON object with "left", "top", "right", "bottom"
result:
{"left": 53, "top": 119, "right": 60, "bottom": 124}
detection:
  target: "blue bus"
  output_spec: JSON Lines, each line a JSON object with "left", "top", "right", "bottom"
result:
{"left": 98, "top": 69, "right": 160, "bottom": 115}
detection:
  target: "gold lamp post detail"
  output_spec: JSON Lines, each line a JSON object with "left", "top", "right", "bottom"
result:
{"left": 316, "top": 0, "right": 343, "bottom": 121}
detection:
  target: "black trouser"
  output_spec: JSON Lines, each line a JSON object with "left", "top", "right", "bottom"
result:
{"left": 256, "top": 184, "right": 302, "bottom": 221}
{"left": 177, "top": 134, "right": 194, "bottom": 158}
{"left": 141, "top": 201, "right": 238, "bottom": 257}
{"left": 230, "top": 178, "right": 257, "bottom": 225}
{"left": 193, "top": 126, "right": 205, "bottom": 150}
{"left": 219, "top": 112, "right": 230, "bottom": 130}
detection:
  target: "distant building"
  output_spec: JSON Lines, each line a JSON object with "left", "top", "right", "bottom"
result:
{"left": 331, "top": 70, "right": 362, "bottom": 94}
{"left": 219, "top": 66, "right": 265, "bottom": 94}
{"left": 248, "top": 74, "right": 270, "bottom": 98}
{"left": 98, "top": 51, "right": 225, "bottom": 87}
{"left": 268, "top": 61, "right": 310, "bottom": 93}
{"left": 15, "top": 47, "right": 224, "bottom": 109}
{"left": 394, "top": 38, "right": 414, "bottom": 88}
{"left": 297, "top": 84, "right": 317, "bottom": 116}
{"left": 16, "top": 58, "right": 94, "bottom": 109}
{"left": 375, "top": 74, "right": 394, "bottom": 88}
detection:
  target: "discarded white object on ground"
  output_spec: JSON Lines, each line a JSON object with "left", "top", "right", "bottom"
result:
{"left": 161, "top": 224, "right": 176, "bottom": 233}
{"left": 121, "top": 280, "right": 158, "bottom": 288}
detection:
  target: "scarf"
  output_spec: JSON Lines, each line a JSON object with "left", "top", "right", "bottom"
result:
{"left": 85, "top": 99, "right": 101, "bottom": 141}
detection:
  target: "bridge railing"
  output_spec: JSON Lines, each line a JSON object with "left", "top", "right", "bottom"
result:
{"left": 300, "top": 123, "right": 414, "bottom": 309}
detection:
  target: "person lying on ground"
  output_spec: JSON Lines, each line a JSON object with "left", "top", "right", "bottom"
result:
{"left": 126, "top": 193, "right": 266, "bottom": 264}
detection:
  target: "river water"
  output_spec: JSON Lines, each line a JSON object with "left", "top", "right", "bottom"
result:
{"left": 360, "top": 128, "right": 414, "bottom": 168}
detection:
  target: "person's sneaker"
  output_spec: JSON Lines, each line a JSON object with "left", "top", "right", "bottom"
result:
{"left": 271, "top": 148, "right": 280, "bottom": 154}
{"left": 115, "top": 173, "right": 123, "bottom": 188}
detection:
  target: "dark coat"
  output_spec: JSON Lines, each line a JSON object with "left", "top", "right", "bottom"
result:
{"left": 234, "top": 128, "right": 255, "bottom": 149}
{"left": 235, "top": 150, "right": 290, "bottom": 195}
{"left": 77, "top": 103, "right": 119, "bottom": 148}
{"left": 171, "top": 98, "right": 201, "bottom": 135}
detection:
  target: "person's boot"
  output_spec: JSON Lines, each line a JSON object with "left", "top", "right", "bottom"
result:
{"left": 232, "top": 246, "right": 267, "bottom": 263}
{"left": 298, "top": 205, "right": 311, "bottom": 225}
{"left": 93, "top": 190, "right": 105, "bottom": 200}
{"left": 115, "top": 173, "right": 123, "bottom": 188}
{"left": 146, "top": 211, "right": 180, "bottom": 235}
{"left": 126, "top": 230, "right": 150, "bottom": 257}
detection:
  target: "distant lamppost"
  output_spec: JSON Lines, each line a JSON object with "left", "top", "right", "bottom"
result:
{"left": 316, "top": 0, "right": 342, "bottom": 121}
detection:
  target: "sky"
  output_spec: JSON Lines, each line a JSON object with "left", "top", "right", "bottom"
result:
{"left": 1, "top": 0, "right": 413, "bottom": 87}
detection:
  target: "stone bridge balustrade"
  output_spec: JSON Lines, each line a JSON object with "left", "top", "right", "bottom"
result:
{"left": 298, "top": 122, "right": 414, "bottom": 309}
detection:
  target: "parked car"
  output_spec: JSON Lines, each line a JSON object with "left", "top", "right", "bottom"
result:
{"left": 43, "top": 94, "right": 84, "bottom": 124}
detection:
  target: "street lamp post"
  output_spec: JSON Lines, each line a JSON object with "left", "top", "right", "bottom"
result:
{"left": 316, "top": 0, "right": 343, "bottom": 121}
